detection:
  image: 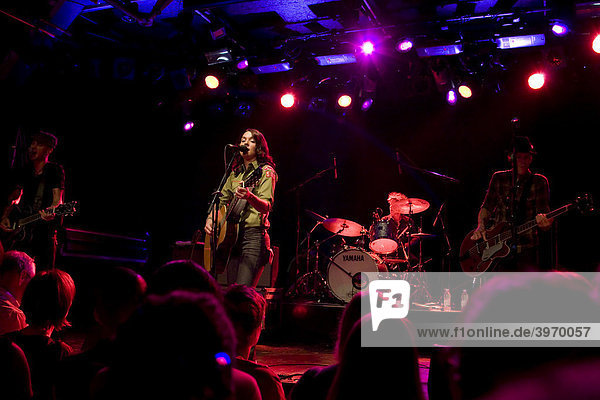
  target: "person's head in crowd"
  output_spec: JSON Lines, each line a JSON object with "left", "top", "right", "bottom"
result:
{"left": 0, "top": 250, "right": 36, "bottom": 301}
{"left": 224, "top": 284, "right": 266, "bottom": 359}
{"left": 480, "top": 358, "right": 600, "bottom": 400}
{"left": 0, "top": 338, "right": 33, "bottom": 400}
{"left": 96, "top": 290, "right": 236, "bottom": 400}
{"left": 21, "top": 269, "right": 75, "bottom": 335}
{"left": 93, "top": 266, "right": 147, "bottom": 336}
{"left": 334, "top": 291, "right": 368, "bottom": 361}
{"left": 147, "top": 259, "right": 222, "bottom": 300}
{"left": 327, "top": 314, "right": 424, "bottom": 400}
{"left": 458, "top": 271, "right": 600, "bottom": 400}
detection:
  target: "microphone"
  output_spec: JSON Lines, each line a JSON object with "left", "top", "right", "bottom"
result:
{"left": 511, "top": 117, "right": 520, "bottom": 130}
{"left": 226, "top": 144, "right": 249, "bottom": 154}
{"left": 395, "top": 149, "right": 402, "bottom": 175}
{"left": 333, "top": 154, "right": 338, "bottom": 180}
{"left": 433, "top": 202, "right": 446, "bottom": 227}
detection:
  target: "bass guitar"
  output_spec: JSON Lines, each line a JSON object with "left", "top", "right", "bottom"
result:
{"left": 203, "top": 167, "right": 263, "bottom": 273}
{"left": 460, "top": 194, "right": 592, "bottom": 277}
{"left": 1, "top": 201, "right": 79, "bottom": 250}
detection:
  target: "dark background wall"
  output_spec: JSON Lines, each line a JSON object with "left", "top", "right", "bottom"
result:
{"left": 1, "top": 57, "right": 598, "bottom": 289}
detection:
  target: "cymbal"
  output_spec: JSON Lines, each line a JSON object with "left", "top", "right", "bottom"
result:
{"left": 409, "top": 232, "right": 436, "bottom": 239}
{"left": 305, "top": 209, "right": 326, "bottom": 222}
{"left": 322, "top": 218, "right": 365, "bottom": 237}
{"left": 397, "top": 198, "right": 430, "bottom": 214}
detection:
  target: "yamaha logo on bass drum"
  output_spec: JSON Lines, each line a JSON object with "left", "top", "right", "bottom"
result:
{"left": 343, "top": 254, "right": 365, "bottom": 262}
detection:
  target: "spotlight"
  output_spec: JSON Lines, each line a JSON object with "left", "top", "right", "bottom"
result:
{"left": 396, "top": 39, "right": 414, "bottom": 53}
{"left": 458, "top": 84, "right": 472, "bottom": 98}
{"left": 528, "top": 73, "right": 545, "bottom": 90}
{"left": 593, "top": 34, "right": 600, "bottom": 54}
{"left": 205, "top": 75, "right": 219, "bottom": 89}
{"left": 446, "top": 89, "right": 457, "bottom": 105}
{"left": 551, "top": 22, "right": 569, "bottom": 37}
{"left": 236, "top": 59, "right": 249, "bottom": 70}
{"left": 337, "top": 94, "right": 352, "bottom": 108}
{"left": 280, "top": 93, "right": 295, "bottom": 108}
{"left": 183, "top": 121, "right": 195, "bottom": 131}
{"left": 361, "top": 98, "right": 374, "bottom": 111}
{"left": 361, "top": 41, "right": 375, "bottom": 55}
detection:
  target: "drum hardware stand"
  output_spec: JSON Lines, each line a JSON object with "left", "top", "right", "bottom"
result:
{"left": 288, "top": 229, "right": 340, "bottom": 302}
{"left": 406, "top": 208, "right": 434, "bottom": 304}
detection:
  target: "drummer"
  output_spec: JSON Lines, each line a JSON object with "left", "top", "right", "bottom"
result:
{"left": 385, "top": 192, "right": 415, "bottom": 238}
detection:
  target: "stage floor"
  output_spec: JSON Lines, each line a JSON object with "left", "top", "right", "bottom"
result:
{"left": 254, "top": 342, "right": 431, "bottom": 398}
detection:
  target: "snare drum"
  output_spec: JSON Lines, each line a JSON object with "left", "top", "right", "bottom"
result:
{"left": 327, "top": 248, "right": 387, "bottom": 303}
{"left": 369, "top": 219, "right": 398, "bottom": 254}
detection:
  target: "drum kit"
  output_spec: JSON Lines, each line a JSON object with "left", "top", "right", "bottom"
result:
{"left": 290, "top": 197, "right": 437, "bottom": 304}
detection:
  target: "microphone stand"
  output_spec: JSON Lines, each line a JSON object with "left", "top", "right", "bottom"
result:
{"left": 205, "top": 146, "right": 238, "bottom": 279}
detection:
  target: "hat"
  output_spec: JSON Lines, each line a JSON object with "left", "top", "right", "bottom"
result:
{"left": 32, "top": 131, "right": 58, "bottom": 149}
{"left": 514, "top": 136, "right": 536, "bottom": 154}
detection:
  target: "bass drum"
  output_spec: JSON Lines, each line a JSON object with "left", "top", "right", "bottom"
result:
{"left": 327, "top": 248, "right": 387, "bottom": 303}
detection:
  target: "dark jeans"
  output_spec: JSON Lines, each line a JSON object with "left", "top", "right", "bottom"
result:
{"left": 226, "top": 227, "right": 271, "bottom": 287}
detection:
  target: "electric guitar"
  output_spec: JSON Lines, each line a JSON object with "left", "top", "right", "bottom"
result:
{"left": 1, "top": 201, "right": 79, "bottom": 250}
{"left": 203, "top": 167, "right": 263, "bottom": 273}
{"left": 460, "top": 194, "right": 593, "bottom": 277}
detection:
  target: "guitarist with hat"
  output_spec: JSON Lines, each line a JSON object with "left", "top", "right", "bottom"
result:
{"left": 204, "top": 129, "right": 277, "bottom": 287}
{"left": 469, "top": 136, "right": 553, "bottom": 272}
{"left": 1, "top": 130, "right": 65, "bottom": 271}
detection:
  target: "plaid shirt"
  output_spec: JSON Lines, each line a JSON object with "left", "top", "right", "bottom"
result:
{"left": 481, "top": 170, "right": 550, "bottom": 248}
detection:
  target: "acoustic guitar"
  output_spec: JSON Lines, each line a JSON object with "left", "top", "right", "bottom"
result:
{"left": 203, "top": 167, "right": 263, "bottom": 273}
{"left": 459, "top": 194, "right": 592, "bottom": 277}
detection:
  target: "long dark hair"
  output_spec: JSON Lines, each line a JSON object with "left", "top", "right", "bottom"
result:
{"left": 231, "top": 128, "right": 275, "bottom": 173}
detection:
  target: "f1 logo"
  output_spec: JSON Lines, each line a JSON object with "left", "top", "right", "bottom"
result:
{"left": 369, "top": 280, "right": 410, "bottom": 331}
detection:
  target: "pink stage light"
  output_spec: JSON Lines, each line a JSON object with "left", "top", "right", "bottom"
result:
{"left": 593, "top": 34, "right": 600, "bottom": 54}
{"left": 183, "top": 121, "right": 194, "bottom": 131}
{"left": 280, "top": 93, "right": 295, "bottom": 108}
{"left": 528, "top": 73, "right": 545, "bottom": 90}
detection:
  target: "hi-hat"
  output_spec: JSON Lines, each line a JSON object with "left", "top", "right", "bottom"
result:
{"left": 322, "top": 218, "right": 365, "bottom": 237}
{"left": 397, "top": 198, "right": 430, "bottom": 214}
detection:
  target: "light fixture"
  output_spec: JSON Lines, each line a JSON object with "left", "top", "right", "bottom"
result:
{"left": 205, "top": 75, "right": 219, "bottom": 89}
{"left": 337, "top": 94, "right": 352, "bottom": 108}
{"left": 528, "top": 72, "right": 545, "bottom": 90}
{"left": 396, "top": 38, "right": 414, "bottom": 53}
{"left": 280, "top": 93, "right": 295, "bottom": 108}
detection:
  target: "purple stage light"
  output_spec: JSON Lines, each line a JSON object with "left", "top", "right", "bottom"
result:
{"left": 183, "top": 121, "right": 194, "bottom": 131}
{"left": 551, "top": 23, "right": 568, "bottom": 37}
{"left": 236, "top": 59, "right": 249, "bottom": 70}
{"left": 361, "top": 41, "right": 375, "bottom": 55}
{"left": 397, "top": 39, "right": 413, "bottom": 53}
{"left": 446, "top": 89, "right": 457, "bottom": 105}
{"left": 361, "top": 98, "right": 374, "bottom": 111}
